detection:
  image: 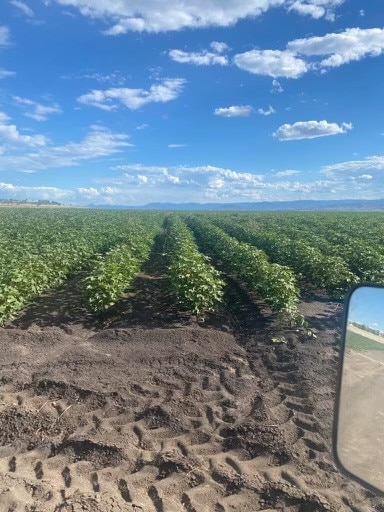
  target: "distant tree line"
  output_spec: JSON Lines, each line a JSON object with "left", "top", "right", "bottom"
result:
{"left": 350, "top": 321, "right": 383, "bottom": 336}
{"left": 0, "top": 198, "right": 62, "bottom": 206}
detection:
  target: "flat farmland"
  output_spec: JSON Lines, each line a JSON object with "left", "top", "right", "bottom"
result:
{"left": 1, "top": 208, "right": 384, "bottom": 511}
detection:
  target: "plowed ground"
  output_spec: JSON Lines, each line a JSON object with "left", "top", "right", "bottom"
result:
{"left": 0, "top": 256, "right": 383, "bottom": 511}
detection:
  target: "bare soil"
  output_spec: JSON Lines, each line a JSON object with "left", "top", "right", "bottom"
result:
{"left": 0, "top": 259, "right": 383, "bottom": 511}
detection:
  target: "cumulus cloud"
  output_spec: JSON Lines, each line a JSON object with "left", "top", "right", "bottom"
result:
{"left": 210, "top": 41, "right": 230, "bottom": 53}
{"left": 77, "top": 78, "right": 185, "bottom": 111}
{"left": 273, "top": 120, "right": 352, "bottom": 140}
{"left": 288, "top": 0, "right": 344, "bottom": 19}
{"left": 48, "top": 1, "right": 344, "bottom": 33}
{"left": 10, "top": 0, "right": 35, "bottom": 17}
{"left": 234, "top": 49, "right": 308, "bottom": 78}
{"left": 214, "top": 105, "right": 253, "bottom": 117}
{"left": 288, "top": 1, "right": 326, "bottom": 18}
{"left": 0, "top": 125, "right": 132, "bottom": 172}
{"left": 0, "top": 171, "right": 376, "bottom": 204}
{"left": 0, "top": 113, "right": 48, "bottom": 147}
{"left": 3, "top": 154, "right": 382, "bottom": 205}
{"left": 0, "top": 26, "right": 11, "bottom": 47}
{"left": 13, "top": 96, "right": 62, "bottom": 121}
{"left": 168, "top": 144, "right": 187, "bottom": 148}
{"left": 233, "top": 27, "right": 384, "bottom": 79}
{"left": 257, "top": 105, "right": 276, "bottom": 116}
{"left": 109, "top": 164, "right": 265, "bottom": 199}
{"left": 101, "top": 163, "right": 356, "bottom": 202}
{"left": 0, "top": 182, "right": 70, "bottom": 201}
{"left": 169, "top": 49, "right": 228, "bottom": 66}
{"left": 287, "top": 27, "right": 384, "bottom": 68}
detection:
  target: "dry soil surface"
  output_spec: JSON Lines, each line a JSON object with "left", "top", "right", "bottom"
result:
{"left": 0, "top": 288, "right": 383, "bottom": 511}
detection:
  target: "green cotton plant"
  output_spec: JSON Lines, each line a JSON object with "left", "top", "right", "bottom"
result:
{"left": 187, "top": 217, "right": 301, "bottom": 323}
{"left": 0, "top": 208, "right": 164, "bottom": 324}
{"left": 86, "top": 250, "right": 142, "bottom": 311}
{"left": 211, "top": 217, "right": 357, "bottom": 296}
{"left": 85, "top": 229, "right": 156, "bottom": 313}
{"left": 165, "top": 216, "right": 224, "bottom": 319}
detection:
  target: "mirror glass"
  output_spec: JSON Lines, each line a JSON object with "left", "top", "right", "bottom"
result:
{"left": 337, "top": 285, "right": 384, "bottom": 493}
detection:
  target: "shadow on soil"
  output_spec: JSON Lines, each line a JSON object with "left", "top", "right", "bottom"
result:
{"left": 7, "top": 270, "right": 98, "bottom": 331}
{"left": 103, "top": 232, "right": 185, "bottom": 329}
{"left": 300, "top": 293, "right": 343, "bottom": 332}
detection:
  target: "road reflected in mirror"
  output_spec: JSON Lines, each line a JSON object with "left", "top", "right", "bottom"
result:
{"left": 337, "top": 286, "right": 384, "bottom": 493}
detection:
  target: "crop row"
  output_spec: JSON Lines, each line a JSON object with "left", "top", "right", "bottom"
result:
{"left": 86, "top": 223, "right": 158, "bottom": 312}
{"left": 2, "top": 209, "right": 383, "bottom": 325}
{"left": 164, "top": 216, "right": 224, "bottom": 318}
{"left": 186, "top": 217, "right": 301, "bottom": 321}
{"left": 218, "top": 212, "right": 384, "bottom": 284}
{"left": 0, "top": 210, "right": 163, "bottom": 323}
{"left": 208, "top": 216, "right": 358, "bottom": 295}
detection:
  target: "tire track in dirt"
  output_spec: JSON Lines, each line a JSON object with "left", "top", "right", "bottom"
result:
{"left": 0, "top": 296, "right": 383, "bottom": 510}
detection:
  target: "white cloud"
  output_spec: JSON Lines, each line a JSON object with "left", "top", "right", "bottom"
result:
{"left": 234, "top": 27, "right": 384, "bottom": 79}
{"left": 168, "top": 144, "right": 187, "bottom": 148}
{"left": 0, "top": 114, "right": 48, "bottom": 147}
{"left": 321, "top": 156, "right": 384, "bottom": 178}
{"left": 77, "top": 78, "right": 186, "bottom": 111}
{"left": 10, "top": 0, "right": 35, "bottom": 17}
{"left": 48, "top": 1, "right": 344, "bottom": 33}
{"left": 234, "top": 49, "right": 308, "bottom": 78}
{"left": 0, "top": 112, "right": 10, "bottom": 122}
{"left": 0, "top": 125, "right": 132, "bottom": 171}
{"left": 0, "top": 26, "right": 11, "bottom": 47}
{"left": 275, "top": 169, "right": 301, "bottom": 177}
{"left": 287, "top": 28, "right": 384, "bottom": 69}
{"left": 13, "top": 96, "right": 62, "bottom": 121}
{"left": 288, "top": 1, "right": 325, "bottom": 18}
{"left": 96, "top": 162, "right": 363, "bottom": 203}
{"left": 0, "top": 182, "right": 71, "bottom": 200}
{"left": 0, "top": 68, "right": 15, "bottom": 79}
{"left": 0, "top": 172, "right": 375, "bottom": 204}
{"left": 3, "top": 154, "right": 383, "bottom": 205}
{"left": 136, "top": 123, "right": 148, "bottom": 130}
{"left": 271, "top": 79, "right": 283, "bottom": 93}
{"left": 169, "top": 49, "right": 228, "bottom": 66}
{"left": 210, "top": 41, "right": 230, "bottom": 53}
{"left": 62, "top": 70, "right": 127, "bottom": 86}
{"left": 109, "top": 164, "right": 265, "bottom": 199}
{"left": 257, "top": 105, "right": 276, "bottom": 116}
{"left": 214, "top": 105, "right": 253, "bottom": 117}
{"left": 273, "top": 120, "right": 352, "bottom": 140}
{"left": 312, "top": 156, "right": 384, "bottom": 198}
{"left": 288, "top": 0, "right": 344, "bottom": 19}
{"left": 360, "top": 9, "right": 365, "bottom": 16}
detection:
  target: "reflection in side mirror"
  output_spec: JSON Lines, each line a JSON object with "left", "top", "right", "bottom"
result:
{"left": 335, "top": 284, "right": 384, "bottom": 495}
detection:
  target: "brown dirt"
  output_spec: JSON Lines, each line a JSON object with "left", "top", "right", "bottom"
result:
{"left": 338, "top": 348, "right": 384, "bottom": 492}
{"left": 0, "top": 271, "right": 383, "bottom": 511}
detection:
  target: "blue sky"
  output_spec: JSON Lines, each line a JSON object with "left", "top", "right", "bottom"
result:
{"left": 0, "top": 0, "right": 383, "bottom": 205}
{"left": 349, "top": 286, "right": 384, "bottom": 332}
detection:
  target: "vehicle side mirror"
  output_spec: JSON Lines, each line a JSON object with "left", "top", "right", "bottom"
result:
{"left": 334, "top": 284, "right": 384, "bottom": 495}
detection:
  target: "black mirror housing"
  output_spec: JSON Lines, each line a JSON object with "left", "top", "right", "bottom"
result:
{"left": 334, "top": 284, "right": 384, "bottom": 496}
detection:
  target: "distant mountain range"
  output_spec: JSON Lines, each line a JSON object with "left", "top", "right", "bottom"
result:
{"left": 87, "top": 199, "right": 384, "bottom": 211}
